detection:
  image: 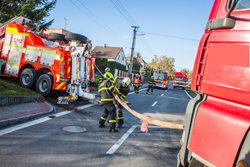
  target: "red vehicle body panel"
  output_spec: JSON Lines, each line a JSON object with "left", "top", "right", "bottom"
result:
{"left": 188, "top": 96, "right": 250, "bottom": 167}
{"left": 174, "top": 72, "right": 187, "bottom": 78}
{"left": 187, "top": 0, "right": 250, "bottom": 166}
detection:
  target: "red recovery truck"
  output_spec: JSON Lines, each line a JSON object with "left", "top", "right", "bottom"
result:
{"left": 0, "top": 17, "right": 96, "bottom": 104}
{"left": 173, "top": 72, "right": 188, "bottom": 89}
{"left": 153, "top": 70, "right": 168, "bottom": 89}
{"left": 177, "top": 0, "right": 250, "bottom": 167}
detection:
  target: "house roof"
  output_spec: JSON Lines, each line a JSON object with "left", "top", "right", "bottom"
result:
{"left": 126, "top": 56, "right": 147, "bottom": 66}
{"left": 93, "top": 46, "right": 123, "bottom": 59}
{"left": 136, "top": 57, "right": 147, "bottom": 65}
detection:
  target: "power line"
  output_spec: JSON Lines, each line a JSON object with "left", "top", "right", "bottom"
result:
{"left": 69, "top": 0, "right": 119, "bottom": 40}
{"left": 110, "top": 0, "right": 156, "bottom": 57}
{"left": 110, "top": 0, "right": 133, "bottom": 26}
{"left": 141, "top": 31, "right": 199, "bottom": 41}
{"left": 114, "top": 0, "right": 138, "bottom": 26}
{"left": 76, "top": 0, "right": 118, "bottom": 36}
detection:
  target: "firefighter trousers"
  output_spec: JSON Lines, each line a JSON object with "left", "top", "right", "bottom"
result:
{"left": 133, "top": 84, "right": 140, "bottom": 94}
{"left": 146, "top": 85, "right": 154, "bottom": 94}
{"left": 99, "top": 103, "right": 117, "bottom": 130}
{"left": 117, "top": 103, "right": 124, "bottom": 128}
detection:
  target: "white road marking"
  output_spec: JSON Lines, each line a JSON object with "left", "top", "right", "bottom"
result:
{"left": 128, "top": 88, "right": 147, "bottom": 95}
{"left": 0, "top": 111, "right": 71, "bottom": 136}
{"left": 151, "top": 101, "right": 158, "bottom": 107}
{"left": 184, "top": 90, "right": 192, "bottom": 99}
{"left": 163, "top": 96, "right": 189, "bottom": 101}
{"left": 106, "top": 125, "right": 137, "bottom": 154}
{"left": 76, "top": 103, "right": 96, "bottom": 110}
{"left": 165, "top": 90, "right": 168, "bottom": 93}
{"left": 161, "top": 94, "right": 164, "bottom": 97}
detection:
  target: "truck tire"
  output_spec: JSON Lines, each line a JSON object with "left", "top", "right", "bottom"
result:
{"left": 65, "top": 33, "right": 87, "bottom": 43}
{"left": 48, "top": 33, "right": 65, "bottom": 41}
{"left": 19, "top": 68, "right": 37, "bottom": 89}
{"left": 36, "top": 74, "right": 53, "bottom": 96}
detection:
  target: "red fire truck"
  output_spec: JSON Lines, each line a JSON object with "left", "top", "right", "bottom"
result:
{"left": 177, "top": 0, "right": 250, "bottom": 167}
{"left": 0, "top": 17, "right": 96, "bottom": 103}
{"left": 173, "top": 72, "right": 188, "bottom": 89}
{"left": 153, "top": 70, "right": 168, "bottom": 89}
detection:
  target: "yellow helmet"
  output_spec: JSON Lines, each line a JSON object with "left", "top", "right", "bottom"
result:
{"left": 104, "top": 72, "right": 113, "bottom": 79}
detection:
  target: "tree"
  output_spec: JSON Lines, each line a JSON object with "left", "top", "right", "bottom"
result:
{"left": 181, "top": 68, "right": 192, "bottom": 80}
{"left": 147, "top": 55, "right": 176, "bottom": 78}
{"left": 95, "top": 58, "right": 108, "bottom": 74}
{"left": 0, "top": 0, "right": 57, "bottom": 30}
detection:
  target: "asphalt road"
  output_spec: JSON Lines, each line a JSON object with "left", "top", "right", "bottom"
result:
{"left": 0, "top": 84, "right": 190, "bottom": 167}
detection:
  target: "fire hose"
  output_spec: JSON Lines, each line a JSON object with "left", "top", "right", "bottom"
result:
{"left": 114, "top": 95, "right": 184, "bottom": 132}
{"left": 93, "top": 63, "right": 184, "bottom": 132}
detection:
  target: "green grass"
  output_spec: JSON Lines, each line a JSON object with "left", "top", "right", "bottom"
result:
{"left": 0, "top": 80, "right": 37, "bottom": 96}
{"left": 185, "top": 87, "right": 197, "bottom": 98}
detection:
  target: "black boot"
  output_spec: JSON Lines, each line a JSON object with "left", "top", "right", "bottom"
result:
{"left": 117, "top": 119, "right": 124, "bottom": 128}
{"left": 109, "top": 128, "right": 118, "bottom": 132}
{"left": 99, "top": 118, "right": 106, "bottom": 128}
{"left": 99, "top": 124, "right": 106, "bottom": 128}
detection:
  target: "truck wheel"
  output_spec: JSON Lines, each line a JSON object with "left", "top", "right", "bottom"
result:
{"left": 36, "top": 74, "right": 53, "bottom": 96}
{"left": 48, "top": 33, "right": 65, "bottom": 41}
{"left": 65, "top": 33, "right": 88, "bottom": 43}
{"left": 20, "top": 68, "right": 37, "bottom": 89}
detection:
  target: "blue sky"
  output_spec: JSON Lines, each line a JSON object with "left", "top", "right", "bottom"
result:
{"left": 46, "top": 0, "right": 214, "bottom": 71}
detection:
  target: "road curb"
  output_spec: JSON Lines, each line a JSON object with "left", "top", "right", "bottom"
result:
{"left": 0, "top": 95, "right": 43, "bottom": 106}
{"left": 0, "top": 102, "right": 55, "bottom": 128}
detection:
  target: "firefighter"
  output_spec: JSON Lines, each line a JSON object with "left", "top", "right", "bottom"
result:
{"left": 98, "top": 67, "right": 113, "bottom": 84}
{"left": 146, "top": 76, "right": 155, "bottom": 94}
{"left": 98, "top": 72, "right": 118, "bottom": 132}
{"left": 114, "top": 77, "right": 131, "bottom": 128}
{"left": 133, "top": 74, "right": 141, "bottom": 94}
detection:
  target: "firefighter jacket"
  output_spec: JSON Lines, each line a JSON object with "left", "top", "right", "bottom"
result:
{"left": 148, "top": 78, "right": 155, "bottom": 86}
{"left": 115, "top": 81, "right": 130, "bottom": 101}
{"left": 98, "top": 80, "right": 115, "bottom": 105}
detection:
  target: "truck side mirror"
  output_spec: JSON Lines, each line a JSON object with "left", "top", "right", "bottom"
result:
{"left": 206, "top": 17, "right": 236, "bottom": 30}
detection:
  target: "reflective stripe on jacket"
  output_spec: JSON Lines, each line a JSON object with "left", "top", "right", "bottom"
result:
{"left": 148, "top": 78, "right": 155, "bottom": 86}
{"left": 115, "top": 81, "right": 129, "bottom": 101}
{"left": 98, "top": 80, "right": 115, "bottom": 104}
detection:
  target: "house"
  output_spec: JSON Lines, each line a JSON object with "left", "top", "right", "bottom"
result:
{"left": 126, "top": 56, "right": 147, "bottom": 73}
{"left": 93, "top": 45, "right": 127, "bottom": 68}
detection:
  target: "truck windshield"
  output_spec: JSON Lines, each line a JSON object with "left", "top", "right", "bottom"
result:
{"left": 175, "top": 77, "right": 187, "bottom": 81}
{"left": 235, "top": 0, "right": 250, "bottom": 10}
{"left": 153, "top": 72, "right": 167, "bottom": 80}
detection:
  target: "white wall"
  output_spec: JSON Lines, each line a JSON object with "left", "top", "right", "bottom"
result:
{"left": 115, "top": 50, "right": 126, "bottom": 66}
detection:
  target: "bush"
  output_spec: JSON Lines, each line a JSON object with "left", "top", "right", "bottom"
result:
{"left": 95, "top": 59, "right": 127, "bottom": 74}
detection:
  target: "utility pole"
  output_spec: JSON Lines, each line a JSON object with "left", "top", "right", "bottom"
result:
{"left": 64, "top": 17, "right": 67, "bottom": 30}
{"left": 129, "top": 26, "right": 139, "bottom": 76}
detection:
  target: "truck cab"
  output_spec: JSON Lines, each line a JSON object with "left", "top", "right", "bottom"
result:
{"left": 177, "top": 0, "right": 250, "bottom": 167}
{"left": 153, "top": 70, "right": 168, "bottom": 89}
{"left": 173, "top": 72, "right": 188, "bottom": 89}
{"left": 0, "top": 17, "right": 96, "bottom": 103}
